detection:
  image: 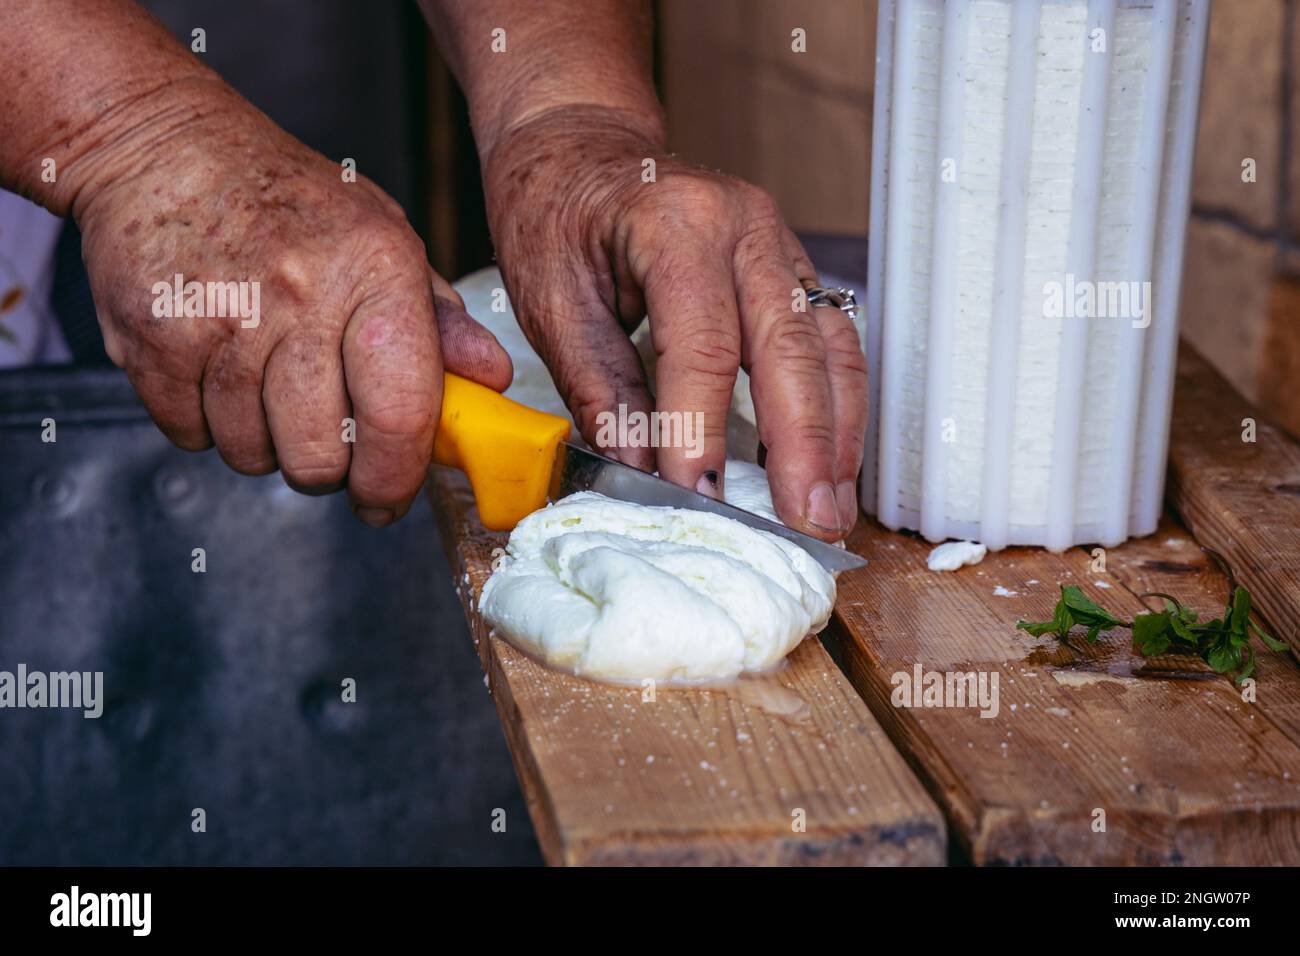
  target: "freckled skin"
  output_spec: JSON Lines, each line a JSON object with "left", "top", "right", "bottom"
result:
{"left": 67, "top": 79, "right": 512, "bottom": 522}
{"left": 2, "top": 0, "right": 864, "bottom": 536}
{"left": 483, "top": 106, "right": 869, "bottom": 541}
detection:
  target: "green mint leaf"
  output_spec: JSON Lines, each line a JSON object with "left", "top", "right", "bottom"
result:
{"left": 1017, "top": 587, "right": 1078, "bottom": 640}
{"left": 1206, "top": 638, "right": 1242, "bottom": 674}
{"left": 1132, "top": 611, "right": 1172, "bottom": 656}
{"left": 1061, "top": 586, "right": 1124, "bottom": 628}
{"left": 1168, "top": 610, "right": 1198, "bottom": 645}
{"left": 1234, "top": 644, "right": 1257, "bottom": 685}
{"left": 1230, "top": 587, "right": 1252, "bottom": 637}
{"left": 1251, "top": 621, "right": 1289, "bottom": 652}
{"left": 1017, "top": 612, "right": 1068, "bottom": 638}
{"left": 1013, "top": 583, "right": 1285, "bottom": 680}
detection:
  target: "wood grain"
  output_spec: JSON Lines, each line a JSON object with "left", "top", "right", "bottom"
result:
{"left": 1168, "top": 346, "right": 1300, "bottom": 653}
{"left": 428, "top": 466, "right": 945, "bottom": 866}
{"left": 832, "top": 511, "right": 1300, "bottom": 865}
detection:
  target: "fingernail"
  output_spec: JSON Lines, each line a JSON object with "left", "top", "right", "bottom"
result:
{"left": 695, "top": 470, "right": 720, "bottom": 499}
{"left": 836, "top": 480, "right": 858, "bottom": 532}
{"left": 355, "top": 506, "right": 395, "bottom": 528}
{"left": 805, "top": 482, "right": 842, "bottom": 534}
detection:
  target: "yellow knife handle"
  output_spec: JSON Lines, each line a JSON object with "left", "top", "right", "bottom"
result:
{"left": 433, "top": 373, "right": 572, "bottom": 531}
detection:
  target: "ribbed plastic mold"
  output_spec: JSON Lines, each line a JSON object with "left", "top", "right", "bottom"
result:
{"left": 862, "top": 0, "right": 1210, "bottom": 551}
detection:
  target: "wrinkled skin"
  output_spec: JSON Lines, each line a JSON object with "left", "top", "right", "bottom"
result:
{"left": 483, "top": 107, "right": 869, "bottom": 540}
{"left": 4, "top": 0, "right": 869, "bottom": 538}
{"left": 76, "top": 80, "right": 512, "bottom": 526}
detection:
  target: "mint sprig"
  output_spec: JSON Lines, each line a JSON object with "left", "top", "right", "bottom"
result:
{"left": 1017, "top": 583, "right": 1288, "bottom": 685}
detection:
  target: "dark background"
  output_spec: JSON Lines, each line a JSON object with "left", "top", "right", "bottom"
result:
{"left": 0, "top": 0, "right": 537, "bottom": 866}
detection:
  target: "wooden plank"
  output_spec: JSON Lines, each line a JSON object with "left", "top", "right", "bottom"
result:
{"left": 427, "top": 466, "right": 945, "bottom": 866}
{"left": 832, "top": 514, "right": 1300, "bottom": 865}
{"left": 1168, "top": 346, "right": 1300, "bottom": 652}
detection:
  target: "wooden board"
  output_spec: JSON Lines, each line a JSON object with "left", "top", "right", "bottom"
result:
{"left": 428, "top": 343, "right": 1300, "bottom": 865}
{"left": 1169, "top": 346, "right": 1300, "bottom": 653}
{"left": 832, "top": 512, "right": 1300, "bottom": 865}
{"left": 427, "top": 466, "right": 945, "bottom": 866}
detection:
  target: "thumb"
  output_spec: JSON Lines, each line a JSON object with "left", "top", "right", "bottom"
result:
{"left": 430, "top": 273, "right": 513, "bottom": 392}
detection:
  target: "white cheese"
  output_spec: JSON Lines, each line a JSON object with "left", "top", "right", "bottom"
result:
{"left": 480, "top": 487, "right": 836, "bottom": 683}
{"left": 456, "top": 275, "right": 842, "bottom": 683}
{"left": 926, "top": 540, "right": 988, "bottom": 572}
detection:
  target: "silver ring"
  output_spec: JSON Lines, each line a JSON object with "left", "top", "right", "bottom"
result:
{"left": 806, "top": 286, "right": 860, "bottom": 319}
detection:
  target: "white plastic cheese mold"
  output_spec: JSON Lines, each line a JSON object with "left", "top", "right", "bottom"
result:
{"left": 862, "top": 0, "right": 1210, "bottom": 551}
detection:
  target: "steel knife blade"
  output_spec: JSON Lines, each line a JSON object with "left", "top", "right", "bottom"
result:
{"left": 548, "top": 442, "right": 867, "bottom": 574}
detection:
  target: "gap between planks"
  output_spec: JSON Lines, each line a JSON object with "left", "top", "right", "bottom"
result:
{"left": 833, "top": 521, "right": 1300, "bottom": 864}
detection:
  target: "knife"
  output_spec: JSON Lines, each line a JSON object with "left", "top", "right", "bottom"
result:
{"left": 432, "top": 373, "right": 866, "bottom": 574}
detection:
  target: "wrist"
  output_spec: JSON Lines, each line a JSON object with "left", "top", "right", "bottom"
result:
{"left": 470, "top": 71, "right": 665, "bottom": 166}
{"left": 0, "top": 0, "right": 236, "bottom": 221}
{"left": 480, "top": 102, "right": 667, "bottom": 215}
{"left": 62, "top": 75, "right": 249, "bottom": 224}
{"left": 492, "top": 100, "right": 664, "bottom": 156}
{"left": 482, "top": 103, "right": 664, "bottom": 209}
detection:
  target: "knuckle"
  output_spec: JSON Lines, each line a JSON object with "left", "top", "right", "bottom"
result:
{"left": 729, "top": 191, "right": 788, "bottom": 264}
{"left": 776, "top": 414, "right": 836, "bottom": 450}
{"left": 352, "top": 305, "right": 436, "bottom": 359}
{"left": 266, "top": 249, "right": 321, "bottom": 303}
{"left": 361, "top": 391, "right": 436, "bottom": 440}
{"left": 648, "top": 176, "right": 736, "bottom": 231}
{"left": 357, "top": 227, "right": 428, "bottom": 278}
{"left": 678, "top": 177, "right": 734, "bottom": 215}
{"left": 672, "top": 327, "right": 741, "bottom": 378}
{"left": 765, "top": 321, "right": 827, "bottom": 369}
{"left": 736, "top": 183, "right": 781, "bottom": 221}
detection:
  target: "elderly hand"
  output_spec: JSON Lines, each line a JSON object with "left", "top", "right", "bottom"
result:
{"left": 482, "top": 106, "right": 868, "bottom": 541}
{"left": 73, "top": 79, "right": 511, "bottom": 526}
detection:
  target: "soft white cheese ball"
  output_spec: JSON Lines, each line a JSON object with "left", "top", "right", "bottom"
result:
{"left": 480, "top": 489, "right": 837, "bottom": 683}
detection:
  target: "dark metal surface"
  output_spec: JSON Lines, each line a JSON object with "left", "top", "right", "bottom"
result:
{"left": 554, "top": 443, "right": 867, "bottom": 573}
{"left": 0, "top": 367, "right": 539, "bottom": 865}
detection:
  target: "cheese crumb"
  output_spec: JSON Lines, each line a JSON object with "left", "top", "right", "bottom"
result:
{"left": 927, "top": 540, "right": 988, "bottom": 572}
